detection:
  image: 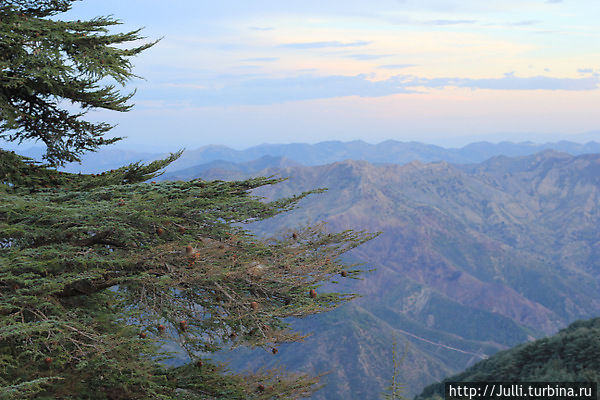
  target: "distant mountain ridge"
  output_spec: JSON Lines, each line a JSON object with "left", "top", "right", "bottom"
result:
{"left": 131, "top": 140, "right": 600, "bottom": 172}
{"left": 160, "top": 155, "right": 301, "bottom": 181}
{"left": 170, "top": 150, "right": 600, "bottom": 399}
{"left": 12, "top": 139, "right": 600, "bottom": 173}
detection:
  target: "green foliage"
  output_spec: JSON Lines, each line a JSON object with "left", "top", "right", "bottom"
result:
{"left": 0, "top": 149, "right": 181, "bottom": 192}
{"left": 381, "top": 337, "right": 407, "bottom": 400}
{"left": 0, "top": 0, "right": 158, "bottom": 165}
{"left": 415, "top": 318, "right": 600, "bottom": 400}
{"left": 0, "top": 2, "right": 377, "bottom": 398}
{"left": 0, "top": 150, "right": 375, "bottom": 398}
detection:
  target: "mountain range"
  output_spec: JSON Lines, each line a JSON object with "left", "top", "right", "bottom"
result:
{"left": 161, "top": 150, "right": 600, "bottom": 399}
{"left": 15, "top": 139, "right": 599, "bottom": 398}
{"left": 160, "top": 140, "right": 600, "bottom": 171}
{"left": 12, "top": 139, "right": 600, "bottom": 173}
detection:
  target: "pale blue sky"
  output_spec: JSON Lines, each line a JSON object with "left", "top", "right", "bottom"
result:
{"left": 54, "top": 1, "right": 600, "bottom": 149}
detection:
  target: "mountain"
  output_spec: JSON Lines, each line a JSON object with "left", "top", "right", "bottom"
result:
{"left": 163, "top": 140, "right": 600, "bottom": 169}
{"left": 159, "top": 155, "right": 301, "bottom": 181}
{"left": 12, "top": 140, "right": 600, "bottom": 173}
{"left": 415, "top": 317, "right": 600, "bottom": 400}
{"left": 171, "top": 151, "right": 600, "bottom": 399}
{"left": 159, "top": 140, "right": 600, "bottom": 172}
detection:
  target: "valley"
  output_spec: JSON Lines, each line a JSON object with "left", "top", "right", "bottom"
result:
{"left": 161, "top": 150, "right": 600, "bottom": 399}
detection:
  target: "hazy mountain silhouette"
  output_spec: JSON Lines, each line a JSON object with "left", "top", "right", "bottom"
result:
{"left": 165, "top": 151, "right": 600, "bottom": 399}
{"left": 14, "top": 139, "right": 600, "bottom": 173}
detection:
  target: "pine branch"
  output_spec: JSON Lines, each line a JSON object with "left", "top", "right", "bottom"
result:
{"left": 1, "top": 155, "right": 377, "bottom": 398}
{"left": 0, "top": 2, "right": 158, "bottom": 165}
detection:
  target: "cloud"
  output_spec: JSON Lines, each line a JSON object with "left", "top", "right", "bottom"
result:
{"left": 162, "top": 83, "right": 207, "bottom": 90}
{"left": 377, "top": 64, "right": 416, "bottom": 69}
{"left": 403, "top": 73, "right": 599, "bottom": 91}
{"left": 216, "top": 43, "right": 247, "bottom": 51}
{"left": 545, "top": 0, "right": 563, "bottom": 3}
{"left": 248, "top": 26, "right": 274, "bottom": 31}
{"left": 511, "top": 20, "right": 540, "bottom": 26}
{"left": 577, "top": 68, "right": 594, "bottom": 74}
{"left": 382, "top": 14, "right": 480, "bottom": 27}
{"left": 428, "top": 19, "right": 477, "bottom": 25}
{"left": 241, "top": 57, "right": 279, "bottom": 62}
{"left": 346, "top": 54, "right": 390, "bottom": 60}
{"left": 142, "top": 74, "right": 415, "bottom": 106}
{"left": 280, "top": 40, "right": 371, "bottom": 49}
{"left": 139, "top": 73, "right": 599, "bottom": 108}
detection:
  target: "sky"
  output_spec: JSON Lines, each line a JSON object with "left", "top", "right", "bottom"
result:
{"left": 54, "top": 0, "right": 600, "bottom": 150}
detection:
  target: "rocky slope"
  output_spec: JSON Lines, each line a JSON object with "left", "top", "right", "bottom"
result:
{"left": 171, "top": 151, "right": 600, "bottom": 399}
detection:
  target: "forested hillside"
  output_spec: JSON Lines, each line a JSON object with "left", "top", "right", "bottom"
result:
{"left": 415, "top": 317, "right": 600, "bottom": 400}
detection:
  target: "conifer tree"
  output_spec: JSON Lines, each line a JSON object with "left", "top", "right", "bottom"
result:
{"left": 382, "top": 338, "right": 407, "bottom": 400}
{"left": 0, "top": 0, "right": 157, "bottom": 165}
{"left": 0, "top": 1, "right": 376, "bottom": 399}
